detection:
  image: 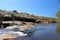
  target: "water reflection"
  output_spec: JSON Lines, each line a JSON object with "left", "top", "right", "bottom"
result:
{"left": 56, "top": 23, "right": 60, "bottom": 33}
{"left": 28, "top": 23, "right": 60, "bottom": 40}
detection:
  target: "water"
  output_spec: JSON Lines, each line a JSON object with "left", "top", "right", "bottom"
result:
{"left": 28, "top": 24, "right": 60, "bottom": 40}
{"left": 23, "top": 23, "right": 60, "bottom": 40}
{"left": 0, "top": 23, "right": 60, "bottom": 40}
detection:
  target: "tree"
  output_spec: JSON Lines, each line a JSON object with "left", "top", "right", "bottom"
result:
{"left": 56, "top": 11, "right": 60, "bottom": 23}
{"left": 13, "top": 10, "right": 18, "bottom": 13}
{"left": 56, "top": 11, "right": 60, "bottom": 33}
{"left": 56, "top": 11, "right": 60, "bottom": 17}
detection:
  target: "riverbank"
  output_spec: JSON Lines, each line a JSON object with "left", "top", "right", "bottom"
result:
{"left": 0, "top": 10, "right": 57, "bottom": 40}
{"left": 4, "top": 21, "right": 36, "bottom": 31}
{"left": 0, "top": 23, "right": 59, "bottom": 40}
{"left": 0, "top": 10, "right": 57, "bottom": 30}
{"left": 0, "top": 34, "right": 16, "bottom": 40}
{"left": 0, "top": 10, "right": 56, "bottom": 24}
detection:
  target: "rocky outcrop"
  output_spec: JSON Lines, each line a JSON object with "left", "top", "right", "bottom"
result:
{"left": 1, "top": 15, "right": 56, "bottom": 24}
{"left": 35, "top": 19, "right": 49, "bottom": 24}
{"left": 0, "top": 34, "right": 16, "bottom": 40}
{"left": 0, "top": 10, "right": 57, "bottom": 40}
{"left": 0, "top": 10, "right": 57, "bottom": 29}
{"left": 0, "top": 10, "right": 57, "bottom": 30}
{"left": 0, "top": 10, "right": 56, "bottom": 24}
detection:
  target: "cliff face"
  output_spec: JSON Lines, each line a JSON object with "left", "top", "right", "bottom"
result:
{"left": 0, "top": 10, "right": 56, "bottom": 24}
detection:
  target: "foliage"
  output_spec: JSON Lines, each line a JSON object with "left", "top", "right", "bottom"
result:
{"left": 0, "top": 9, "right": 56, "bottom": 21}
{"left": 13, "top": 10, "right": 18, "bottom": 13}
{"left": 56, "top": 11, "right": 60, "bottom": 33}
{"left": 56, "top": 11, "right": 60, "bottom": 23}
{"left": 56, "top": 11, "right": 60, "bottom": 17}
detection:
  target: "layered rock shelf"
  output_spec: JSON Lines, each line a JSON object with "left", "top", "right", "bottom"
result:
{"left": 0, "top": 10, "right": 56, "bottom": 29}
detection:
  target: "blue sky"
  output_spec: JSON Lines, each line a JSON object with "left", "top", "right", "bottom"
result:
{"left": 0, "top": 0, "right": 59, "bottom": 17}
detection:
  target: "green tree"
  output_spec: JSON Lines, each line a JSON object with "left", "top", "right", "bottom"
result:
{"left": 13, "top": 10, "right": 18, "bottom": 13}
{"left": 56, "top": 11, "right": 60, "bottom": 18}
{"left": 56, "top": 11, "right": 60, "bottom": 33}
{"left": 56, "top": 11, "right": 60, "bottom": 23}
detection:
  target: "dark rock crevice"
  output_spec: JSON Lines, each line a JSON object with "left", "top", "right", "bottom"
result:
{"left": 1, "top": 16, "right": 36, "bottom": 23}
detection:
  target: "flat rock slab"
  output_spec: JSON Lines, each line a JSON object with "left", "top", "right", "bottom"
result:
{"left": 0, "top": 34, "right": 16, "bottom": 40}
